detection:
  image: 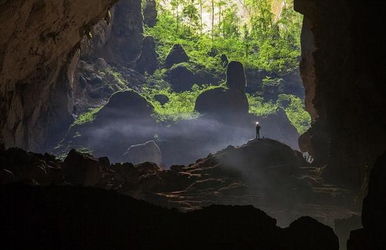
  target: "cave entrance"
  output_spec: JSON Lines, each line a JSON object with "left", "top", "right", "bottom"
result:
{"left": 59, "top": 0, "right": 309, "bottom": 166}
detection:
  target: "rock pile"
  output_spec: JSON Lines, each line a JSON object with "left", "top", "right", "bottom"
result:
{"left": 0, "top": 138, "right": 355, "bottom": 226}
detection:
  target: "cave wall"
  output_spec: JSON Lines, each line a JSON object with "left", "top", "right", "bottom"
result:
{"left": 0, "top": 0, "right": 145, "bottom": 152}
{"left": 0, "top": 0, "right": 118, "bottom": 151}
{"left": 295, "top": 0, "right": 386, "bottom": 187}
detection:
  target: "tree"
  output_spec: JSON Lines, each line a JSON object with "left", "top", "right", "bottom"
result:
{"left": 217, "top": 0, "right": 227, "bottom": 35}
{"left": 182, "top": 0, "right": 200, "bottom": 33}
{"left": 170, "top": 0, "right": 182, "bottom": 33}
{"left": 198, "top": 0, "right": 205, "bottom": 34}
{"left": 220, "top": 5, "right": 240, "bottom": 38}
{"left": 245, "top": 0, "right": 274, "bottom": 39}
{"left": 211, "top": 0, "right": 215, "bottom": 40}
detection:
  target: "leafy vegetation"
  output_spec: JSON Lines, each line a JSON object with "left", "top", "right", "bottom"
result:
{"left": 73, "top": 106, "right": 102, "bottom": 126}
{"left": 140, "top": 83, "right": 223, "bottom": 121}
{"left": 73, "top": 0, "right": 310, "bottom": 134}
{"left": 247, "top": 94, "right": 278, "bottom": 116}
{"left": 147, "top": 0, "right": 302, "bottom": 73}
{"left": 247, "top": 93, "right": 311, "bottom": 134}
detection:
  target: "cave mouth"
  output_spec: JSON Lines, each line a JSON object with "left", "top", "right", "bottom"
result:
{"left": 4, "top": 0, "right": 383, "bottom": 249}
{"left": 56, "top": 0, "right": 310, "bottom": 167}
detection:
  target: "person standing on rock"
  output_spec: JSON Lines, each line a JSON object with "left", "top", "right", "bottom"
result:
{"left": 256, "top": 122, "right": 261, "bottom": 139}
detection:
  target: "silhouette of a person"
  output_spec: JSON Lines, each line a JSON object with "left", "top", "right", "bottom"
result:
{"left": 256, "top": 122, "right": 261, "bottom": 139}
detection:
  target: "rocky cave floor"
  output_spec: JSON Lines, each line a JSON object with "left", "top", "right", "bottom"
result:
{"left": 0, "top": 138, "right": 361, "bottom": 245}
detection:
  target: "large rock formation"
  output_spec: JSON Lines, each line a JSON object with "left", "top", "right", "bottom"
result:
{"left": 295, "top": 0, "right": 386, "bottom": 187}
{"left": 195, "top": 87, "right": 249, "bottom": 119}
{"left": 0, "top": 0, "right": 118, "bottom": 152}
{"left": 58, "top": 90, "right": 156, "bottom": 162}
{"left": 143, "top": 0, "right": 157, "bottom": 27}
{"left": 97, "top": 0, "right": 144, "bottom": 66}
{"left": 165, "top": 64, "right": 195, "bottom": 92}
{"left": 136, "top": 36, "right": 158, "bottom": 75}
{"left": 96, "top": 90, "right": 154, "bottom": 120}
{"left": 164, "top": 44, "right": 189, "bottom": 68}
{"left": 195, "top": 61, "right": 249, "bottom": 121}
{"left": 226, "top": 61, "right": 246, "bottom": 92}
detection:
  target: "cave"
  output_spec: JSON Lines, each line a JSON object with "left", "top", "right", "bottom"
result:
{"left": 1, "top": 0, "right": 386, "bottom": 249}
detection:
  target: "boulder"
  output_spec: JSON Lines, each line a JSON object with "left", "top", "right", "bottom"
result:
{"left": 60, "top": 90, "right": 156, "bottom": 163}
{"left": 165, "top": 65, "right": 195, "bottom": 92}
{"left": 96, "top": 90, "right": 154, "bottom": 121}
{"left": 283, "top": 216, "right": 339, "bottom": 250}
{"left": 123, "top": 140, "right": 162, "bottom": 165}
{"left": 194, "top": 87, "right": 249, "bottom": 119}
{"left": 165, "top": 44, "right": 189, "bottom": 68}
{"left": 136, "top": 36, "right": 158, "bottom": 75}
{"left": 63, "top": 149, "right": 103, "bottom": 186}
{"left": 226, "top": 61, "right": 246, "bottom": 92}
{"left": 257, "top": 109, "right": 300, "bottom": 149}
{"left": 143, "top": 0, "right": 157, "bottom": 27}
{"left": 154, "top": 94, "right": 169, "bottom": 105}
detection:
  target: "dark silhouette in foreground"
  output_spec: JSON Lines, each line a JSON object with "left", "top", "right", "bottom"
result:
{"left": 0, "top": 184, "right": 339, "bottom": 250}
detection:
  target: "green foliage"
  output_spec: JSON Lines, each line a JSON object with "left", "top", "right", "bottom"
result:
{"left": 72, "top": 1, "right": 308, "bottom": 138}
{"left": 73, "top": 106, "right": 102, "bottom": 126}
{"left": 139, "top": 83, "right": 222, "bottom": 122}
{"left": 147, "top": 0, "right": 302, "bottom": 73}
{"left": 104, "top": 68, "right": 128, "bottom": 90}
{"left": 247, "top": 94, "right": 278, "bottom": 116}
{"left": 247, "top": 93, "right": 311, "bottom": 134}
